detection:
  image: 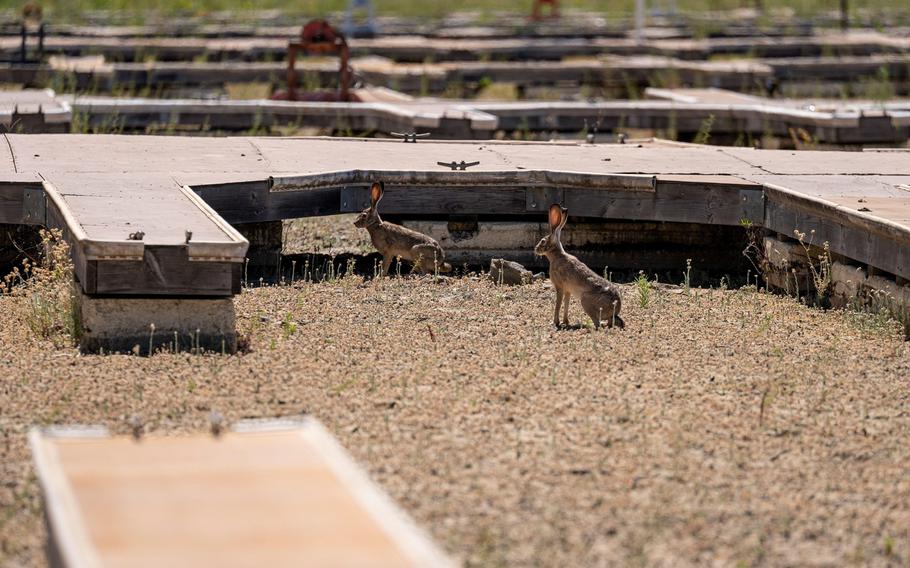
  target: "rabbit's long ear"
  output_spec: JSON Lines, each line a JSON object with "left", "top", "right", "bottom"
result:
{"left": 548, "top": 204, "right": 562, "bottom": 233}
{"left": 558, "top": 207, "right": 569, "bottom": 231}
{"left": 370, "top": 181, "right": 384, "bottom": 208}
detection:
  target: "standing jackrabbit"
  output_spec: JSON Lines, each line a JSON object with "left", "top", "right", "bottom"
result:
{"left": 535, "top": 204, "right": 624, "bottom": 329}
{"left": 353, "top": 181, "right": 451, "bottom": 275}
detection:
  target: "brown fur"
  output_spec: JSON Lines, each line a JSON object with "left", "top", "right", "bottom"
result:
{"left": 353, "top": 181, "right": 450, "bottom": 275}
{"left": 534, "top": 205, "right": 624, "bottom": 329}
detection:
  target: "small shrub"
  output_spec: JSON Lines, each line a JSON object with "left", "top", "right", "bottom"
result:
{"left": 635, "top": 271, "right": 652, "bottom": 309}
{"left": 794, "top": 229, "right": 831, "bottom": 305}
{"left": 694, "top": 114, "right": 716, "bottom": 145}
{"left": 1, "top": 228, "right": 77, "bottom": 345}
{"left": 682, "top": 258, "right": 692, "bottom": 296}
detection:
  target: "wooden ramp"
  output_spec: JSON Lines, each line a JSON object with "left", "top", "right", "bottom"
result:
{"left": 30, "top": 419, "right": 454, "bottom": 568}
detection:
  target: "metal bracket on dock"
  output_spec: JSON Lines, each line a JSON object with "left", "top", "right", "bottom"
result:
{"left": 437, "top": 160, "right": 480, "bottom": 171}
{"left": 21, "top": 185, "right": 45, "bottom": 225}
{"left": 391, "top": 132, "right": 429, "bottom": 143}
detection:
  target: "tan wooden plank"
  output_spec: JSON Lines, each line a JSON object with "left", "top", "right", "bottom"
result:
{"left": 30, "top": 421, "right": 454, "bottom": 568}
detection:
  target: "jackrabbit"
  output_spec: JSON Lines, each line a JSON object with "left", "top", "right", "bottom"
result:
{"left": 534, "top": 204, "right": 624, "bottom": 329}
{"left": 354, "top": 181, "right": 451, "bottom": 275}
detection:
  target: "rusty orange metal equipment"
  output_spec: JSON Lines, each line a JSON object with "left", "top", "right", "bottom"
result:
{"left": 271, "top": 20, "right": 357, "bottom": 102}
{"left": 531, "top": 0, "right": 560, "bottom": 20}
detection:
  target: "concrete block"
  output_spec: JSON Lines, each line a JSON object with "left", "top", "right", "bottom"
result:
{"left": 762, "top": 235, "right": 816, "bottom": 293}
{"left": 405, "top": 220, "right": 750, "bottom": 272}
{"left": 403, "top": 221, "right": 541, "bottom": 250}
{"left": 830, "top": 262, "right": 867, "bottom": 309}
{"left": 76, "top": 291, "right": 237, "bottom": 354}
{"left": 864, "top": 275, "right": 910, "bottom": 322}
{"left": 763, "top": 236, "right": 807, "bottom": 270}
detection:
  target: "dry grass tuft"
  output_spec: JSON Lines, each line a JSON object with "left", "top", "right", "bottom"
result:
{"left": 1, "top": 229, "right": 77, "bottom": 347}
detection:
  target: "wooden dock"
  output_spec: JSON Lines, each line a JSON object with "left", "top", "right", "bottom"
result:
{"left": 30, "top": 419, "right": 454, "bottom": 568}
{"left": 5, "top": 52, "right": 910, "bottom": 100}
{"left": 31, "top": 16, "right": 819, "bottom": 41}
{"left": 7, "top": 86, "right": 908, "bottom": 146}
{"left": 2, "top": 30, "right": 907, "bottom": 63}
{"left": 55, "top": 89, "right": 910, "bottom": 145}
{"left": 1, "top": 134, "right": 908, "bottom": 350}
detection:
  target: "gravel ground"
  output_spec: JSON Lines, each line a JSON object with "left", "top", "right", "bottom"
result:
{"left": 1, "top": 275, "right": 909, "bottom": 567}
{"left": 283, "top": 215, "right": 373, "bottom": 256}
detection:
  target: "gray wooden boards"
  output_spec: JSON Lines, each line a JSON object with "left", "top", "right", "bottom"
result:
{"left": 29, "top": 418, "right": 455, "bottom": 568}
{"left": 1, "top": 135, "right": 910, "bottom": 296}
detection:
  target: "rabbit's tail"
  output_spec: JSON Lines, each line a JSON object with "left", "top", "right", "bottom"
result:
{"left": 438, "top": 262, "right": 453, "bottom": 273}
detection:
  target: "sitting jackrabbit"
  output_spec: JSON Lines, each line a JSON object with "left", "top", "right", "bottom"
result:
{"left": 535, "top": 204, "right": 624, "bottom": 329}
{"left": 353, "top": 181, "right": 450, "bottom": 276}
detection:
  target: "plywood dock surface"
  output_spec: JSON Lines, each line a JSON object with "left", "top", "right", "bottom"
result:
{"left": 3, "top": 134, "right": 910, "bottom": 224}
{"left": 30, "top": 422, "right": 454, "bottom": 568}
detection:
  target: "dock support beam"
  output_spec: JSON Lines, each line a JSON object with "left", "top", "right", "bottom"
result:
{"left": 235, "top": 221, "right": 284, "bottom": 282}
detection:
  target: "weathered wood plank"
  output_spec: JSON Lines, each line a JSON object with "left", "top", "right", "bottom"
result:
{"left": 0, "top": 182, "right": 24, "bottom": 224}
{"left": 567, "top": 179, "right": 763, "bottom": 225}
{"left": 29, "top": 420, "right": 455, "bottom": 568}
{"left": 92, "top": 247, "right": 237, "bottom": 296}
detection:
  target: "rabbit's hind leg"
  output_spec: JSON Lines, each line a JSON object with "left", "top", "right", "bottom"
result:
{"left": 408, "top": 245, "right": 431, "bottom": 274}
{"left": 582, "top": 293, "right": 619, "bottom": 329}
{"left": 411, "top": 244, "right": 444, "bottom": 274}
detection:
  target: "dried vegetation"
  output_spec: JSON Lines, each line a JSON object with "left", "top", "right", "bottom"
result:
{"left": 1, "top": 270, "right": 909, "bottom": 567}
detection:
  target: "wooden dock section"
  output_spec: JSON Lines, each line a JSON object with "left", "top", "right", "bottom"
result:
{"left": 2, "top": 30, "right": 908, "bottom": 63}
{"left": 2, "top": 85, "right": 904, "bottom": 146}
{"left": 6, "top": 52, "right": 910, "bottom": 99}
{"left": 1, "top": 135, "right": 909, "bottom": 350}
{"left": 30, "top": 419, "right": 455, "bottom": 568}
{"left": 60, "top": 89, "right": 910, "bottom": 145}
{"left": 0, "top": 89, "right": 70, "bottom": 133}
